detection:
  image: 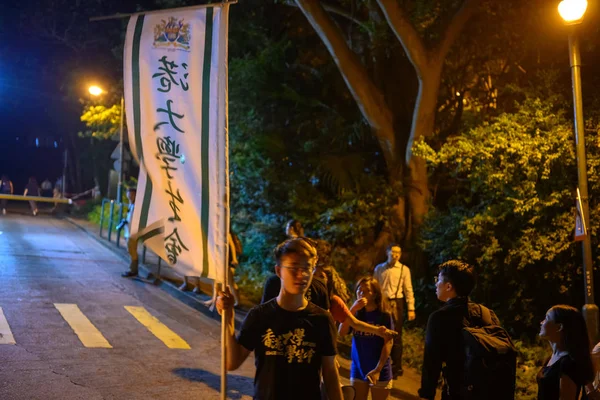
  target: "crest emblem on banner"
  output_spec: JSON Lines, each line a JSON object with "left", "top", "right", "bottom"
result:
{"left": 154, "top": 17, "right": 191, "bottom": 50}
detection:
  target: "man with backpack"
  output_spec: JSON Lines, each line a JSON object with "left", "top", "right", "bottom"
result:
{"left": 418, "top": 260, "right": 516, "bottom": 400}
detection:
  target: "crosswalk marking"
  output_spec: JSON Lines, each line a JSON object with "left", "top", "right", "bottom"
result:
{"left": 54, "top": 303, "right": 112, "bottom": 348}
{"left": 124, "top": 306, "right": 191, "bottom": 349}
{"left": 0, "top": 307, "right": 16, "bottom": 345}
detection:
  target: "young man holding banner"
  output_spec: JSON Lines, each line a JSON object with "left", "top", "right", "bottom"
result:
{"left": 217, "top": 237, "right": 343, "bottom": 400}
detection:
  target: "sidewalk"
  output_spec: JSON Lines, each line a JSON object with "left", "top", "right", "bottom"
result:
{"left": 66, "top": 216, "right": 432, "bottom": 400}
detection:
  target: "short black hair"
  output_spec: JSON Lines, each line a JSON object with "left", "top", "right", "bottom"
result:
{"left": 387, "top": 243, "right": 401, "bottom": 252}
{"left": 273, "top": 237, "right": 317, "bottom": 265}
{"left": 438, "top": 260, "right": 476, "bottom": 297}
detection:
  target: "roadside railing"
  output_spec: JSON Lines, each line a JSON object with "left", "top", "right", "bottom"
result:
{"left": 98, "top": 198, "right": 125, "bottom": 247}
{"left": 98, "top": 197, "right": 162, "bottom": 267}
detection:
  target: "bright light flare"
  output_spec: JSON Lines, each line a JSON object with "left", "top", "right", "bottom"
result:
{"left": 88, "top": 85, "right": 104, "bottom": 96}
{"left": 558, "top": 0, "right": 588, "bottom": 24}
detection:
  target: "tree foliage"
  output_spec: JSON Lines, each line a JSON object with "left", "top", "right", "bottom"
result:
{"left": 80, "top": 103, "right": 121, "bottom": 139}
{"left": 227, "top": 11, "right": 403, "bottom": 289}
{"left": 415, "top": 96, "right": 600, "bottom": 335}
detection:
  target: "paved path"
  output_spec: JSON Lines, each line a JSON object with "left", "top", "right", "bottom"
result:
{"left": 0, "top": 210, "right": 255, "bottom": 399}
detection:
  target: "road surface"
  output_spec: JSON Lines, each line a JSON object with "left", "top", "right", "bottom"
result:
{"left": 0, "top": 210, "right": 255, "bottom": 400}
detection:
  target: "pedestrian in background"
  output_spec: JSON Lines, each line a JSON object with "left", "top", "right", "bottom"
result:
{"left": 0, "top": 175, "right": 13, "bottom": 215}
{"left": 373, "top": 243, "right": 416, "bottom": 378}
{"left": 23, "top": 177, "right": 40, "bottom": 216}
{"left": 121, "top": 187, "right": 139, "bottom": 278}
{"left": 538, "top": 305, "right": 596, "bottom": 400}
{"left": 41, "top": 178, "right": 52, "bottom": 197}
{"left": 117, "top": 187, "right": 136, "bottom": 241}
{"left": 339, "top": 276, "right": 394, "bottom": 400}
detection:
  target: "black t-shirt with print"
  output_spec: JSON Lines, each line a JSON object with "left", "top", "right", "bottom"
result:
{"left": 237, "top": 299, "right": 338, "bottom": 400}
{"left": 260, "top": 274, "right": 331, "bottom": 311}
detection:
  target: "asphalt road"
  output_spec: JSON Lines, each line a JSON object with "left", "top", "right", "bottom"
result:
{"left": 0, "top": 209, "right": 255, "bottom": 400}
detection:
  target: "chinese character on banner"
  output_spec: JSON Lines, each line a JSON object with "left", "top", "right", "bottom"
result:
{"left": 165, "top": 180, "right": 184, "bottom": 222}
{"left": 165, "top": 227, "right": 189, "bottom": 264}
{"left": 152, "top": 56, "right": 190, "bottom": 93}
{"left": 156, "top": 136, "right": 181, "bottom": 179}
{"left": 575, "top": 188, "right": 587, "bottom": 242}
{"left": 154, "top": 100, "right": 185, "bottom": 133}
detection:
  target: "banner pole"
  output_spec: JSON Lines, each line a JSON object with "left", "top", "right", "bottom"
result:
{"left": 220, "top": 4, "right": 231, "bottom": 400}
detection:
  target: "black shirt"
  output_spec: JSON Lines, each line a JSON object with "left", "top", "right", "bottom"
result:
{"left": 537, "top": 355, "right": 584, "bottom": 400}
{"left": 25, "top": 181, "right": 39, "bottom": 196}
{"left": 418, "top": 297, "right": 500, "bottom": 400}
{"left": 260, "top": 274, "right": 331, "bottom": 311}
{"left": 237, "top": 299, "right": 338, "bottom": 400}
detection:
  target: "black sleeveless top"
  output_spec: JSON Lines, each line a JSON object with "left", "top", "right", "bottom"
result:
{"left": 537, "top": 355, "right": 585, "bottom": 400}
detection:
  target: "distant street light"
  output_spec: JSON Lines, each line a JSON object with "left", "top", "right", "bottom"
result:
{"left": 88, "top": 85, "right": 104, "bottom": 96}
{"left": 558, "top": 0, "right": 598, "bottom": 344}
{"left": 88, "top": 84, "right": 126, "bottom": 203}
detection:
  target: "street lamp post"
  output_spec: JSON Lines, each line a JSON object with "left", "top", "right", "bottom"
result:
{"left": 117, "top": 96, "right": 125, "bottom": 202}
{"left": 558, "top": 0, "right": 599, "bottom": 344}
{"left": 88, "top": 85, "right": 125, "bottom": 202}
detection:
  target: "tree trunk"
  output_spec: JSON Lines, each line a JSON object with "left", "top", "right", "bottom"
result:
{"left": 355, "top": 230, "right": 394, "bottom": 274}
{"left": 405, "top": 68, "right": 442, "bottom": 234}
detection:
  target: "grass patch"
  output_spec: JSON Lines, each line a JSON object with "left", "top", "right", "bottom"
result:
{"left": 84, "top": 200, "right": 127, "bottom": 232}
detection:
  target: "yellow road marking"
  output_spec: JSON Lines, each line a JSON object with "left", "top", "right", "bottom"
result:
{"left": 124, "top": 306, "right": 190, "bottom": 349}
{"left": 0, "top": 307, "right": 16, "bottom": 345}
{"left": 54, "top": 304, "right": 112, "bottom": 348}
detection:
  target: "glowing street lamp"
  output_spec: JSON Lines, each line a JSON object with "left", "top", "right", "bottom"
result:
{"left": 88, "top": 85, "right": 104, "bottom": 96}
{"left": 558, "top": 0, "right": 598, "bottom": 343}
{"left": 558, "top": 0, "right": 588, "bottom": 25}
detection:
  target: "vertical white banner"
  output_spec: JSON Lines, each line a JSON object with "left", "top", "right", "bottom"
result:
{"left": 124, "top": 6, "right": 229, "bottom": 281}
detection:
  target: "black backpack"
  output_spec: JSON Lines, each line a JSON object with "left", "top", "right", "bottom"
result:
{"left": 460, "top": 304, "right": 517, "bottom": 400}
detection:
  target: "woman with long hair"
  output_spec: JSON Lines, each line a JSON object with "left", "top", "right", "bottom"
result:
{"left": 339, "top": 276, "right": 394, "bottom": 400}
{"left": 538, "top": 304, "right": 596, "bottom": 399}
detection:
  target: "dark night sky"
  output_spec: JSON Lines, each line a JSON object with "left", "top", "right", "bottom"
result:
{"left": 0, "top": 0, "right": 150, "bottom": 192}
{"left": 1, "top": 0, "right": 599, "bottom": 192}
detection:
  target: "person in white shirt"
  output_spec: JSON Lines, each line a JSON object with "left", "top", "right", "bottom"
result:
{"left": 373, "top": 244, "right": 416, "bottom": 378}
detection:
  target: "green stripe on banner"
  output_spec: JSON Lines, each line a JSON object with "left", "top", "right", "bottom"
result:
{"left": 200, "top": 8, "right": 214, "bottom": 278}
{"left": 132, "top": 15, "right": 145, "bottom": 163}
{"left": 139, "top": 227, "right": 164, "bottom": 243}
{"left": 131, "top": 15, "right": 152, "bottom": 231}
{"left": 140, "top": 178, "right": 152, "bottom": 230}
